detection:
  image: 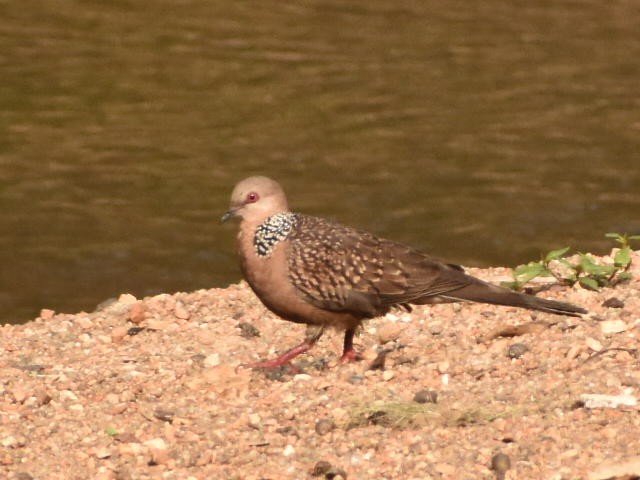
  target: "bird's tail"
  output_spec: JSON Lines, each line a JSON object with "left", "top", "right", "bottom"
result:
{"left": 437, "top": 279, "right": 587, "bottom": 317}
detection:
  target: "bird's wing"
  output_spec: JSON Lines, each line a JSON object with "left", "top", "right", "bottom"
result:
{"left": 287, "top": 215, "right": 472, "bottom": 316}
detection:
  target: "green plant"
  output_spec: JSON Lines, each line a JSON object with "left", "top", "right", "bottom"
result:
{"left": 502, "top": 233, "right": 639, "bottom": 292}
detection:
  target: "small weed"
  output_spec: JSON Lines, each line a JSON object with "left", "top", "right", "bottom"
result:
{"left": 346, "top": 400, "right": 438, "bottom": 429}
{"left": 502, "top": 233, "right": 639, "bottom": 292}
{"left": 104, "top": 426, "right": 119, "bottom": 437}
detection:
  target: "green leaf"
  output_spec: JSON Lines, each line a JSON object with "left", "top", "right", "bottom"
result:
{"left": 614, "top": 247, "right": 632, "bottom": 268}
{"left": 545, "top": 246, "right": 570, "bottom": 262}
{"left": 616, "top": 271, "right": 633, "bottom": 282}
{"left": 513, "top": 262, "right": 548, "bottom": 284}
{"left": 104, "top": 426, "right": 119, "bottom": 437}
{"left": 605, "top": 232, "right": 622, "bottom": 239}
{"left": 579, "top": 255, "right": 616, "bottom": 277}
{"left": 579, "top": 276, "right": 600, "bottom": 291}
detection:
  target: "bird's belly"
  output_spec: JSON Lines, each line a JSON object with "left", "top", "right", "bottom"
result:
{"left": 241, "top": 248, "right": 360, "bottom": 330}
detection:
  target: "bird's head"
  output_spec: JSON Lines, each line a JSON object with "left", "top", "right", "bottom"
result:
{"left": 221, "top": 176, "right": 289, "bottom": 225}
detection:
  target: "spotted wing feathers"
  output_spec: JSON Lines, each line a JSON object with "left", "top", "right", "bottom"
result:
{"left": 286, "top": 214, "right": 471, "bottom": 316}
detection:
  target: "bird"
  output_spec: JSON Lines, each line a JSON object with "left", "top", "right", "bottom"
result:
{"left": 221, "top": 176, "right": 587, "bottom": 368}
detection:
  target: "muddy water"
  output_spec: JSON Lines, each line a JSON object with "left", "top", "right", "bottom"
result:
{"left": 1, "top": 1, "right": 639, "bottom": 323}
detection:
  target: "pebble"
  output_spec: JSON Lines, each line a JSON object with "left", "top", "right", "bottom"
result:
{"left": 315, "top": 418, "right": 336, "bottom": 436}
{"left": 174, "top": 301, "right": 190, "bottom": 320}
{"left": 413, "top": 389, "right": 438, "bottom": 404}
{"left": 580, "top": 394, "right": 638, "bottom": 409}
{"left": 128, "top": 302, "right": 146, "bottom": 324}
{"left": 203, "top": 353, "right": 221, "bottom": 367}
{"left": 600, "top": 320, "right": 627, "bottom": 335}
{"left": 585, "top": 337, "right": 603, "bottom": 352}
{"left": 144, "top": 438, "right": 167, "bottom": 450}
{"left": 247, "top": 413, "right": 261, "bottom": 429}
{"left": 282, "top": 444, "right": 295, "bottom": 456}
{"left": 377, "top": 322, "right": 402, "bottom": 344}
{"left": 382, "top": 371, "right": 395, "bottom": 381}
{"left": 110, "top": 326, "right": 129, "bottom": 342}
{"left": 491, "top": 452, "right": 511, "bottom": 479}
{"left": 39, "top": 309, "right": 55, "bottom": 321}
{"left": 602, "top": 297, "right": 625, "bottom": 308}
{"left": 237, "top": 322, "right": 260, "bottom": 338}
{"left": 508, "top": 343, "right": 529, "bottom": 359}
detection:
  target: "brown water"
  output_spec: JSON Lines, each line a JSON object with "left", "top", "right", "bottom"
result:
{"left": 1, "top": 1, "right": 639, "bottom": 324}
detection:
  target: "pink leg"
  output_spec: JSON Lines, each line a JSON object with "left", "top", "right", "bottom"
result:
{"left": 245, "top": 340, "right": 314, "bottom": 369}
{"left": 245, "top": 325, "right": 325, "bottom": 369}
{"left": 340, "top": 328, "right": 363, "bottom": 363}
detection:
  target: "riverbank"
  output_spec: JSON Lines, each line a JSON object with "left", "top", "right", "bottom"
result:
{"left": 1, "top": 251, "right": 639, "bottom": 479}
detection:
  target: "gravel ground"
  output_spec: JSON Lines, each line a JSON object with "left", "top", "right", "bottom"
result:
{"left": 1, "top": 250, "right": 639, "bottom": 480}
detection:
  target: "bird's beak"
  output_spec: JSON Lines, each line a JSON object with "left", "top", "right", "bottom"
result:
{"left": 220, "top": 208, "right": 238, "bottom": 223}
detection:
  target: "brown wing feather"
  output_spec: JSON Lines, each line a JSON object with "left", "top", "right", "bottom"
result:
{"left": 287, "top": 214, "right": 471, "bottom": 316}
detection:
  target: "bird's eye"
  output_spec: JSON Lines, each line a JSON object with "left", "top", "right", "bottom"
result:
{"left": 246, "top": 191, "right": 259, "bottom": 203}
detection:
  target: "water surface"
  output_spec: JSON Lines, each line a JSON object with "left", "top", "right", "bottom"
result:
{"left": 1, "top": 1, "right": 639, "bottom": 323}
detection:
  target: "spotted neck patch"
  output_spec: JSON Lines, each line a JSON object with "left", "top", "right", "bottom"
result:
{"left": 254, "top": 212, "right": 297, "bottom": 257}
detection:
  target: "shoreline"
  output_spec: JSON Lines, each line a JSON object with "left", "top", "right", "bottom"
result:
{"left": 1, "top": 251, "right": 639, "bottom": 479}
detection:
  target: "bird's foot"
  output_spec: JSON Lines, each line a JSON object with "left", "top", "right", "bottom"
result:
{"left": 339, "top": 348, "right": 364, "bottom": 363}
{"left": 244, "top": 341, "right": 313, "bottom": 370}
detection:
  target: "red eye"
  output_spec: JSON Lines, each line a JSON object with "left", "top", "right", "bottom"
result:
{"left": 246, "top": 191, "right": 259, "bottom": 203}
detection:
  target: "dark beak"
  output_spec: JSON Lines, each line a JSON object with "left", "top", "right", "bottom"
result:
{"left": 220, "top": 208, "right": 237, "bottom": 223}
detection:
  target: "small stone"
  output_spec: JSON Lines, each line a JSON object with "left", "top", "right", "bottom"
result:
{"left": 293, "top": 373, "right": 312, "bottom": 381}
{"left": 312, "top": 460, "right": 333, "bottom": 477}
{"left": 315, "top": 418, "right": 335, "bottom": 436}
{"left": 413, "top": 389, "right": 438, "bottom": 404}
{"left": 174, "top": 302, "right": 190, "bottom": 320}
{"left": 382, "top": 370, "right": 395, "bottom": 381}
{"left": 1, "top": 436, "right": 18, "bottom": 448}
{"left": 600, "top": 320, "right": 627, "bottom": 335}
{"left": 119, "top": 293, "right": 138, "bottom": 305}
{"left": 147, "top": 319, "right": 171, "bottom": 331}
{"left": 507, "top": 343, "right": 529, "bottom": 359}
{"left": 377, "top": 322, "right": 402, "bottom": 344}
{"left": 35, "top": 391, "right": 52, "bottom": 406}
{"left": 585, "top": 337, "right": 603, "bottom": 352}
{"left": 602, "top": 297, "right": 625, "bottom": 308}
{"left": 580, "top": 394, "right": 638, "bottom": 409}
{"left": 237, "top": 322, "right": 260, "bottom": 338}
{"left": 11, "top": 386, "right": 28, "bottom": 404}
{"left": 283, "top": 444, "right": 295, "bottom": 456}
{"left": 95, "top": 447, "right": 112, "bottom": 459}
{"left": 348, "top": 375, "right": 364, "bottom": 385}
{"left": 128, "top": 302, "right": 146, "bottom": 324}
{"left": 143, "top": 438, "right": 167, "bottom": 450}
{"left": 59, "top": 390, "right": 78, "bottom": 401}
{"left": 148, "top": 447, "right": 171, "bottom": 466}
{"left": 39, "top": 309, "right": 55, "bottom": 320}
{"left": 429, "top": 324, "right": 444, "bottom": 335}
{"left": 203, "top": 353, "right": 221, "bottom": 367}
{"left": 111, "top": 326, "right": 129, "bottom": 342}
{"left": 248, "top": 413, "right": 261, "bottom": 429}
{"left": 437, "top": 360, "right": 450, "bottom": 373}
{"left": 75, "top": 316, "right": 93, "bottom": 329}
{"left": 491, "top": 452, "right": 511, "bottom": 479}
{"left": 153, "top": 409, "right": 175, "bottom": 423}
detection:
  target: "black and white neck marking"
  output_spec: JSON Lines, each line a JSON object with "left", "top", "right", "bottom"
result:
{"left": 254, "top": 212, "right": 297, "bottom": 257}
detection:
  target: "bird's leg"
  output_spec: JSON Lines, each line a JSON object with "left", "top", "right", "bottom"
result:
{"left": 340, "top": 327, "right": 363, "bottom": 363}
{"left": 246, "top": 325, "right": 325, "bottom": 369}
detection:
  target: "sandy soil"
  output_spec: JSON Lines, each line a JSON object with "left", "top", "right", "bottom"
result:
{"left": 1, "top": 251, "right": 639, "bottom": 480}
